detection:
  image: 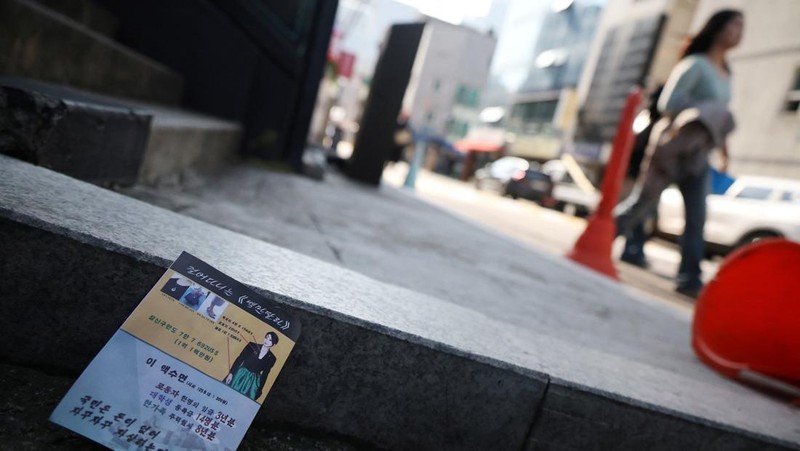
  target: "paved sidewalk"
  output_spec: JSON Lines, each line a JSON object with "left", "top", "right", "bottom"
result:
{"left": 381, "top": 162, "right": 720, "bottom": 308}
{"left": 122, "top": 163, "right": 699, "bottom": 373}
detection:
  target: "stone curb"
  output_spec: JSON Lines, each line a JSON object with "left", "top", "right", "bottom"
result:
{"left": 1, "top": 156, "right": 797, "bottom": 450}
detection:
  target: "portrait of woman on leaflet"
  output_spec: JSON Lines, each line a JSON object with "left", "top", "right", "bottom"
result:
{"left": 224, "top": 331, "right": 279, "bottom": 401}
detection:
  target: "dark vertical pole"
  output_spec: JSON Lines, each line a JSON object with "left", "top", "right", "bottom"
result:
{"left": 286, "top": 0, "right": 339, "bottom": 172}
{"left": 347, "top": 23, "right": 425, "bottom": 186}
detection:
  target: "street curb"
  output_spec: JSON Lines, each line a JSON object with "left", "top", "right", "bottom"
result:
{"left": 2, "top": 156, "right": 798, "bottom": 450}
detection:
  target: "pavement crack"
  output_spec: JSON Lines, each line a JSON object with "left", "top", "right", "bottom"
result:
{"left": 172, "top": 203, "right": 195, "bottom": 213}
{"left": 309, "top": 212, "right": 344, "bottom": 264}
{"left": 328, "top": 245, "right": 343, "bottom": 263}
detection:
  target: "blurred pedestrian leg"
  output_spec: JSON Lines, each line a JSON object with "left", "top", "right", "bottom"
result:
{"left": 616, "top": 122, "right": 713, "bottom": 290}
{"left": 675, "top": 166, "right": 710, "bottom": 292}
{"left": 620, "top": 221, "right": 651, "bottom": 268}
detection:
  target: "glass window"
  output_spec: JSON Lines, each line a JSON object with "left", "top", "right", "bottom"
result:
{"left": 458, "top": 121, "right": 469, "bottom": 137}
{"left": 228, "top": 0, "right": 318, "bottom": 56}
{"left": 508, "top": 100, "right": 558, "bottom": 133}
{"left": 784, "top": 69, "right": 800, "bottom": 112}
{"left": 446, "top": 119, "right": 469, "bottom": 138}
{"left": 455, "top": 86, "right": 479, "bottom": 107}
{"left": 735, "top": 186, "right": 773, "bottom": 200}
{"left": 510, "top": 100, "right": 558, "bottom": 122}
{"left": 780, "top": 191, "right": 800, "bottom": 203}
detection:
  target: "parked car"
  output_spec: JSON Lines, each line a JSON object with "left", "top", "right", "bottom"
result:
{"left": 474, "top": 156, "right": 530, "bottom": 192}
{"left": 657, "top": 176, "right": 800, "bottom": 254}
{"left": 541, "top": 157, "right": 600, "bottom": 217}
{"left": 505, "top": 168, "right": 556, "bottom": 207}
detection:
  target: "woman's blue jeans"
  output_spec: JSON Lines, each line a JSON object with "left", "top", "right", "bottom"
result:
{"left": 616, "top": 122, "right": 713, "bottom": 290}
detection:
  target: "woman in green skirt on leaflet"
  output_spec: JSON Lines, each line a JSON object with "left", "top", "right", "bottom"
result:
{"left": 224, "top": 331, "right": 279, "bottom": 401}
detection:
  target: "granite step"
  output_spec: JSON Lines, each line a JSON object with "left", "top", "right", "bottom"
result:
{"left": 0, "top": 77, "right": 241, "bottom": 186}
{"left": 0, "top": 156, "right": 798, "bottom": 450}
{"left": 134, "top": 101, "right": 242, "bottom": 186}
{"left": 0, "top": 0, "right": 183, "bottom": 105}
{"left": 0, "top": 78, "right": 151, "bottom": 186}
{"left": 32, "top": 0, "right": 119, "bottom": 37}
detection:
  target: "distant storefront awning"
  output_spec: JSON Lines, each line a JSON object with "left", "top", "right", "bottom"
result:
{"left": 455, "top": 138, "right": 504, "bottom": 153}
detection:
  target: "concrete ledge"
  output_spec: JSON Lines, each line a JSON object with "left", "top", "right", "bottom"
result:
{"left": 1, "top": 156, "right": 798, "bottom": 450}
{"left": 1, "top": 220, "right": 544, "bottom": 450}
{"left": 137, "top": 105, "right": 242, "bottom": 186}
{"left": 527, "top": 382, "right": 793, "bottom": 451}
{"left": 0, "top": 157, "right": 546, "bottom": 449}
{"left": 0, "top": 77, "right": 241, "bottom": 186}
{"left": 0, "top": 0, "right": 183, "bottom": 105}
{"left": 0, "top": 81, "right": 151, "bottom": 186}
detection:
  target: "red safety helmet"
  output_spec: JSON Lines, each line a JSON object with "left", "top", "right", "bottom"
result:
{"left": 692, "top": 238, "right": 800, "bottom": 404}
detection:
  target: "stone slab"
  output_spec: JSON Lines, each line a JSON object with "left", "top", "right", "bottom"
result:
{"left": 0, "top": 77, "right": 241, "bottom": 186}
{"left": 137, "top": 104, "right": 242, "bottom": 186}
{"left": 526, "top": 382, "right": 794, "bottom": 451}
{"left": 0, "top": 80, "right": 151, "bottom": 186}
{"left": 0, "top": 222, "right": 545, "bottom": 450}
{"left": 1, "top": 156, "right": 799, "bottom": 450}
{"left": 0, "top": 157, "right": 547, "bottom": 450}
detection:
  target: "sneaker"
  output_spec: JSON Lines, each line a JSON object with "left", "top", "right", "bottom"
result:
{"left": 620, "top": 253, "right": 650, "bottom": 269}
{"left": 676, "top": 284, "right": 703, "bottom": 299}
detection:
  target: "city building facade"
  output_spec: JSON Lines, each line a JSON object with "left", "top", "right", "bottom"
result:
{"left": 572, "top": 0, "right": 698, "bottom": 169}
{"left": 309, "top": 0, "right": 421, "bottom": 145}
{"left": 483, "top": 0, "right": 604, "bottom": 161}
{"left": 312, "top": 1, "right": 498, "bottom": 149}
{"left": 402, "top": 19, "right": 497, "bottom": 141}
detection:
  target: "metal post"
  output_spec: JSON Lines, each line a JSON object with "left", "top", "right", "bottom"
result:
{"left": 404, "top": 135, "right": 427, "bottom": 189}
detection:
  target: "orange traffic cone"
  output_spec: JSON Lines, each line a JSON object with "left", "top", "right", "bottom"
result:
{"left": 567, "top": 87, "right": 642, "bottom": 279}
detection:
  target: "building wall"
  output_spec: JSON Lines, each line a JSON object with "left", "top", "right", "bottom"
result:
{"left": 404, "top": 20, "right": 495, "bottom": 137}
{"left": 692, "top": 0, "right": 800, "bottom": 178}
{"left": 482, "top": 0, "right": 604, "bottom": 161}
{"left": 481, "top": 0, "right": 552, "bottom": 110}
{"left": 518, "top": 1, "right": 603, "bottom": 94}
{"left": 647, "top": 0, "right": 700, "bottom": 86}
{"left": 574, "top": 0, "right": 681, "bottom": 158}
{"left": 576, "top": 0, "right": 671, "bottom": 106}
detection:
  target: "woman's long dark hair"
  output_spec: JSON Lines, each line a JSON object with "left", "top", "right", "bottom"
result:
{"left": 682, "top": 9, "right": 743, "bottom": 58}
